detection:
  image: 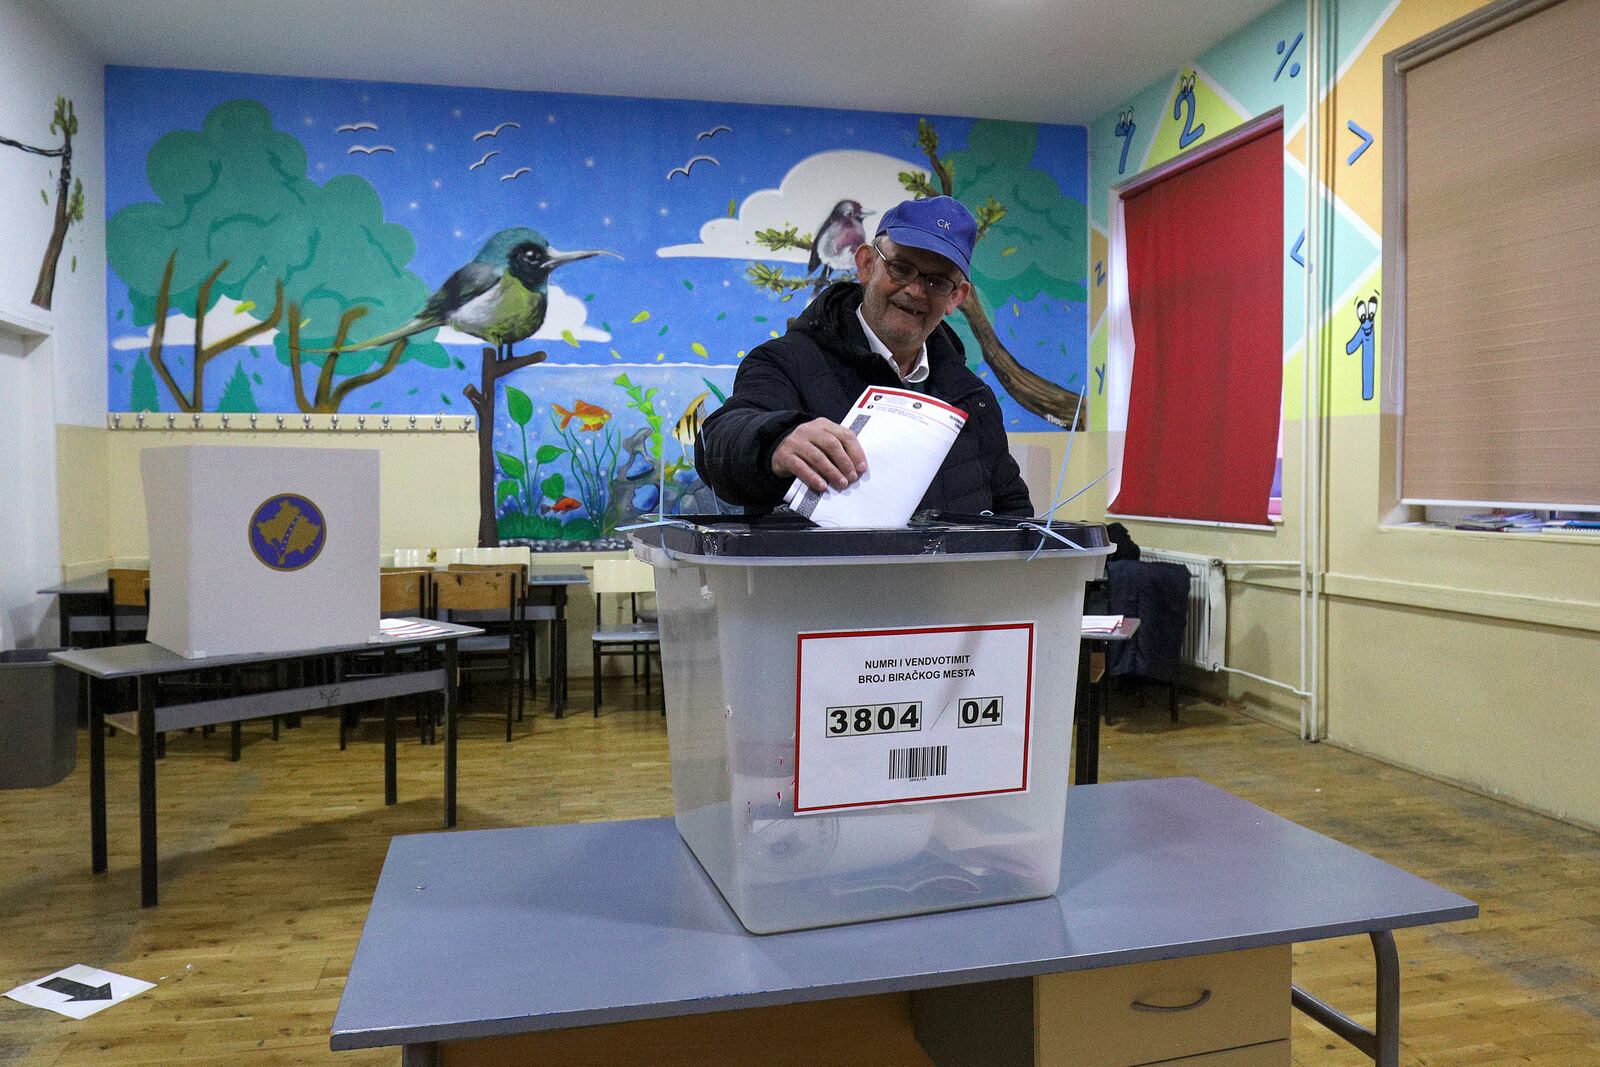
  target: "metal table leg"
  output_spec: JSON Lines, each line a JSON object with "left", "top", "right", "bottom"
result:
{"left": 444, "top": 640, "right": 458, "bottom": 828}
{"left": 384, "top": 698, "right": 398, "bottom": 805}
{"left": 137, "top": 677, "right": 159, "bottom": 907}
{"left": 89, "top": 676, "right": 107, "bottom": 875}
{"left": 553, "top": 589, "right": 568, "bottom": 718}
{"left": 1073, "top": 646, "right": 1092, "bottom": 785}
{"left": 1291, "top": 929, "right": 1400, "bottom": 1067}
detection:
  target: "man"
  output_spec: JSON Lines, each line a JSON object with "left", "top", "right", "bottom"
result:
{"left": 696, "top": 195, "right": 1033, "bottom": 517}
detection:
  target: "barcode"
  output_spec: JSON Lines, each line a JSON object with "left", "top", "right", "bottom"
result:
{"left": 889, "top": 745, "right": 948, "bottom": 781}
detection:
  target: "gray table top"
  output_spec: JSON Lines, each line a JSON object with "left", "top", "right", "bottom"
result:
{"left": 49, "top": 619, "right": 484, "bottom": 679}
{"left": 331, "top": 777, "right": 1476, "bottom": 1051}
{"left": 37, "top": 574, "right": 113, "bottom": 596}
{"left": 524, "top": 571, "right": 588, "bottom": 586}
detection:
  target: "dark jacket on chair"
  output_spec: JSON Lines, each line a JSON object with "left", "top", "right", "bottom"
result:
{"left": 1106, "top": 560, "right": 1190, "bottom": 683}
{"left": 694, "top": 282, "right": 1032, "bottom": 517}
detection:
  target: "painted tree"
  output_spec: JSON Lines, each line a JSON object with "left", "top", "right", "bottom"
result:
{"left": 0, "top": 96, "right": 85, "bottom": 310}
{"left": 129, "top": 353, "right": 161, "bottom": 413}
{"left": 902, "top": 119, "right": 1086, "bottom": 428}
{"left": 107, "top": 99, "right": 448, "bottom": 412}
{"left": 216, "top": 361, "right": 259, "bottom": 413}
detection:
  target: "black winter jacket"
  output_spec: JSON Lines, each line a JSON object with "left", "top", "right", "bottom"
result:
{"left": 696, "top": 282, "right": 1032, "bottom": 516}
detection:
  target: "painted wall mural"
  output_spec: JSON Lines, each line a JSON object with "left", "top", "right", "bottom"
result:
{"left": 1088, "top": 0, "right": 1492, "bottom": 439}
{"left": 1, "top": 95, "right": 86, "bottom": 310}
{"left": 106, "top": 67, "right": 1087, "bottom": 548}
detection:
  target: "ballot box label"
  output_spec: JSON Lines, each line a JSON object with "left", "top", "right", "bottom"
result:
{"left": 794, "top": 622, "right": 1034, "bottom": 813}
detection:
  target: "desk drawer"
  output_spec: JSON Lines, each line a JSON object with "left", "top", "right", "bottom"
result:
{"left": 1035, "top": 945, "right": 1289, "bottom": 1067}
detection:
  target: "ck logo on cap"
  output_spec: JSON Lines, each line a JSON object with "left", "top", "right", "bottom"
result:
{"left": 936, "top": 219, "right": 951, "bottom": 230}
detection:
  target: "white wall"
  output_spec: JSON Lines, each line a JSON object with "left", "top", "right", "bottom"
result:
{"left": 0, "top": 0, "right": 105, "bottom": 647}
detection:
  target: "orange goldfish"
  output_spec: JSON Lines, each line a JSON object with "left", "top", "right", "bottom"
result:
{"left": 552, "top": 399, "right": 612, "bottom": 431}
{"left": 542, "top": 496, "right": 583, "bottom": 514}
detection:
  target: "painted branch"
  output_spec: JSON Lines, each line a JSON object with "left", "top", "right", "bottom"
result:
{"left": 0, "top": 134, "right": 64, "bottom": 157}
{"left": 473, "top": 346, "right": 548, "bottom": 546}
{"left": 146, "top": 252, "right": 193, "bottom": 412}
{"left": 311, "top": 306, "right": 370, "bottom": 410}
{"left": 189, "top": 261, "right": 229, "bottom": 406}
{"left": 326, "top": 338, "right": 407, "bottom": 411}
{"left": 286, "top": 304, "right": 315, "bottom": 414}
{"left": 30, "top": 129, "right": 72, "bottom": 310}
{"left": 958, "top": 290, "right": 1084, "bottom": 428}
{"left": 197, "top": 279, "right": 284, "bottom": 364}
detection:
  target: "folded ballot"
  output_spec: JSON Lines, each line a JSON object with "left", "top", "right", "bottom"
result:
{"left": 784, "top": 385, "right": 967, "bottom": 528}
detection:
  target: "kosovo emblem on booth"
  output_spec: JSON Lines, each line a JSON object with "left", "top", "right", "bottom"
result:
{"left": 248, "top": 494, "right": 327, "bottom": 571}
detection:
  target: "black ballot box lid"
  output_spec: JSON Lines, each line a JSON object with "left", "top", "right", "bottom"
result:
{"left": 632, "top": 511, "right": 1111, "bottom": 562}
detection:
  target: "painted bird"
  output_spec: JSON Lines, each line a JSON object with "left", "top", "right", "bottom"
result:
{"left": 333, "top": 227, "right": 616, "bottom": 359}
{"left": 808, "top": 200, "right": 874, "bottom": 281}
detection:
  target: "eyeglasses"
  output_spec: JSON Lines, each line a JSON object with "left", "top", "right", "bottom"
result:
{"left": 871, "top": 242, "right": 961, "bottom": 298}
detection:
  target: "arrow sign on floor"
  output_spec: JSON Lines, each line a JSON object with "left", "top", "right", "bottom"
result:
{"left": 40, "top": 976, "right": 113, "bottom": 1002}
{"left": 1347, "top": 121, "right": 1374, "bottom": 165}
{"left": 6, "top": 964, "right": 154, "bottom": 1019}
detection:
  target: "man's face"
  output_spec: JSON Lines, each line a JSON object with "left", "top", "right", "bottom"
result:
{"left": 854, "top": 236, "right": 971, "bottom": 352}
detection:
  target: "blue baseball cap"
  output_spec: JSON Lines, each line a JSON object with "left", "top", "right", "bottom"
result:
{"left": 876, "top": 196, "right": 977, "bottom": 278}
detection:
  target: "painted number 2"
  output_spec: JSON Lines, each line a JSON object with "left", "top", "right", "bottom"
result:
{"left": 1175, "top": 72, "right": 1205, "bottom": 150}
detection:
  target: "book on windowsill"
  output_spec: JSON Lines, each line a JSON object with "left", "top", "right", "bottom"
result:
{"left": 1454, "top": 511, "right": 1541, "bottom": 532}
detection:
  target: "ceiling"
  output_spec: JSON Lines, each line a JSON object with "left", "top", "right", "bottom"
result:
{"left": 44, "top": 0, "right": 1286, "bottom": 125}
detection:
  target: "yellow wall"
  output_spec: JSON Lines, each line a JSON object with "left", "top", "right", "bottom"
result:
{"left": 54, "top": 426, "right": 624, "bottom": 677}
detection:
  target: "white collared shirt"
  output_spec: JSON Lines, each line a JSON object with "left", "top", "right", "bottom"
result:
{"left": 856, "top": 307, "right": 929, "bottom": 384}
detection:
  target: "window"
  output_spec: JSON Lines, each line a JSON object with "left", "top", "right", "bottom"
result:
{"left": 1107, "top": 116, "right": 1284, "bottom": 527}
{"left": 1386, "top": 0, "right": 1600, "bottom": 511}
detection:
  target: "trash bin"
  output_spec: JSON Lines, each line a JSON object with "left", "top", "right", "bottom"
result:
{"left": 633, "top": 515, "right": 1111, "bottom": 933}
{"left": 0, "top": 649, "right": 76, "bottom": 789}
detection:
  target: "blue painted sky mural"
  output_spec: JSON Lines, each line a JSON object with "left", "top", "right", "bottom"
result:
{"left": 105, "top": 66, "right": 1086, "bottom": 545}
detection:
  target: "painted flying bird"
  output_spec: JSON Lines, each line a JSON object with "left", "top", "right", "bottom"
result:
{"left": 809, "top": 199, "right": 874, "bottom": 280}
{"left": 330, "top": 228, "right": 618, "bottom": 359}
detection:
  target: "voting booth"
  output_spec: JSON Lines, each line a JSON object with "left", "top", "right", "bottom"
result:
{"left": 633, "top": 517, "right": 1111, "bottom": 933}
{"left": 140, "top": 445, "right": 379, "bottom": 658}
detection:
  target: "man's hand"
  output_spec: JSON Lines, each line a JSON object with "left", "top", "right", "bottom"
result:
{"left": 771, "top": 417, "right": 869, "bottom": 494}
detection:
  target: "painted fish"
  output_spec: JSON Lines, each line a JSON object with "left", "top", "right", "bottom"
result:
{"left": 672, "top": 391, "right": 710, "bottom": 446}
{"left": 552, "top": 400, "right": 612, "bottom": 431}
{"left": 542, "top": 496, "right": 583, "bottom": 514}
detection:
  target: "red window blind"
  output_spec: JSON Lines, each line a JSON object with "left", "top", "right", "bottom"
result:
{"left": 1110, "top": 123, "right": 1283, "bottom": 526}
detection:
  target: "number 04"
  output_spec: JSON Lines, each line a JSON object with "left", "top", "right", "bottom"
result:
{"left": 958, "top": 697, "right": 1002, "bottom": 727}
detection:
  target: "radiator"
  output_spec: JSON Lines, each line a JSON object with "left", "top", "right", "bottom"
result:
{"left": 1137, "top": 549, "right": 1227, "bottom": 671}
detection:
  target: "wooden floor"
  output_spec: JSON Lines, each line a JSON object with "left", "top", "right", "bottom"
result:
{"left": 2, "top": 681, "right": 1598, "bottom": 1066}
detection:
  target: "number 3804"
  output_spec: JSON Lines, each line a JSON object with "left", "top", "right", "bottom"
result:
{"left": 826, "top": 701, "right": 922, "bottom": 737}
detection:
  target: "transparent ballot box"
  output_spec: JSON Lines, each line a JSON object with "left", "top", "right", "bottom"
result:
{"left": 632, "top": 515, "right": 1111, "bottom": 933}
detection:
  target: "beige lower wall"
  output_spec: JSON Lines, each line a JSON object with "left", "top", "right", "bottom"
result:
{"left": 1326, "top": 597, "right": 1600, "bottom": 827}
{"left": 55, "top": 424, "right": 108, "bottom": 577}
{"left": 1059, "top": 411, "right": 1600, "bottom": 830}
{"left": 55, "top": 427, "right": 631, "bottom": 678}
{"left": 97, "top": 429, "right": 480, "bottom": 561}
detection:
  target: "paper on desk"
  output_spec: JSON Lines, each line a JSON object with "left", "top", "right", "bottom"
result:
{"left": 375, "top": 618, "right": 451, "bottom": 640}
{"left": 783, "top": 386, "right": 967, "bottom": 528}
{"left": 1082, "top": 615, "right": 1124, "bottom": 634}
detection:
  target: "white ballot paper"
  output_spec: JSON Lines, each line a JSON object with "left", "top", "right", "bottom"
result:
{"left": 784, "top": 385, "right": 967, "bottom": 528}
